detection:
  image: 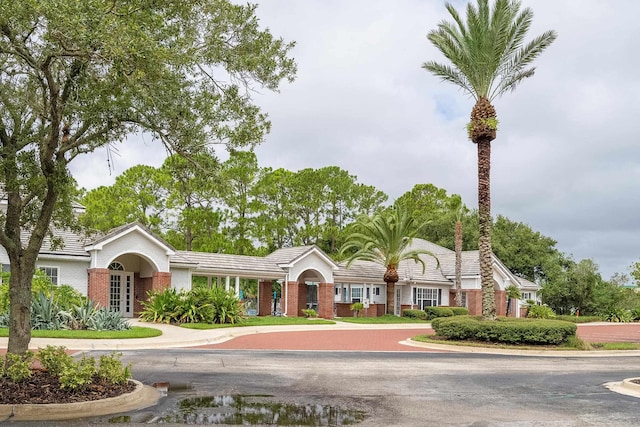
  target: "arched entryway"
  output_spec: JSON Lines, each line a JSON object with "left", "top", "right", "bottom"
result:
{"left": 285, "top": 269, "right": 334, "bottom": 319}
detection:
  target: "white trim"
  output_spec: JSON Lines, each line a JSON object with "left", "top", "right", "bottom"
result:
{"left": 84, "top": 224, "right": 175, "bottom": 256}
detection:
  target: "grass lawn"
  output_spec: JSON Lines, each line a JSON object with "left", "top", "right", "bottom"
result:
{"left": 0, "top": 326, "right": 162, "bottom": 339}
{"left": 411, "top": 334, "right": 640, "bottom": 351}
{"left": 181, "top": 316, "right": 335, "bottom": 330}
{"left": 337, "top": 314, "right": 429, "bottom": 324}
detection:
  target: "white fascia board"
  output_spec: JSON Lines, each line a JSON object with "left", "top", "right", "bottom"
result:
{"left": 84, "top": 224, "right": 174, "bottom": 255}
{"left": 281, "top": 247, "right": 340, "bottom": 270}
{"left": 36, "top": 254, "right": 91, "bottom": 262}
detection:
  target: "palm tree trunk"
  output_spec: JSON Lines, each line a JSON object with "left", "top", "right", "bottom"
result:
{"left": 386, "top": 282, "right": 395, "bottom": 315}
{"left": 478, "top": 139, "right": 495, "bottom": 319}
{"left": 454, "top": 220, "right": 462, "bottom": 307}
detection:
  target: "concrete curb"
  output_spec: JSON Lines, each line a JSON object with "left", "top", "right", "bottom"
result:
{"left": 402, "top": 339, "right": 640, "bottom": 358}
{"left": 604, "top": 378, "right": 640, "bottom": 398}
{"left": 0, "top": 379, "right": 162, "bottom": 421}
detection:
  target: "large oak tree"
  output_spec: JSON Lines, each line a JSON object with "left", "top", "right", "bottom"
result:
{"left": 0, "top": 0, "right": 296, "bottom": 354}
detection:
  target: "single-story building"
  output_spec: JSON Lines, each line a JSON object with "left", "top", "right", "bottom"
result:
{"left": 0, "top": 222, "right": 539, "bottom": 319}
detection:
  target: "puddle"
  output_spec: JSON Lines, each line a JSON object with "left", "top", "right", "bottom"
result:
{"left": 159, "top": 394, "right": 367, "bottom": 425}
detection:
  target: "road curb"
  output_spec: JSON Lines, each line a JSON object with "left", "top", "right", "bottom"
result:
{"left": 0, "top": 379, "right": 161, "bottom": 421}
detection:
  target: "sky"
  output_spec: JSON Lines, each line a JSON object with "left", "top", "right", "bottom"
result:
{"left": 69, "top": 0, "right": 640, "bottom": 281}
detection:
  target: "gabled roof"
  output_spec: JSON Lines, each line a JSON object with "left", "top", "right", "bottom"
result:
{"left": 173, "top": 251, "right": 286, "bottom": 279}
{"left": 266, "top": 245, "right": 339, "bottom": 270}
{"left": 84, "top": 222, "right": 175, "bottom": 255}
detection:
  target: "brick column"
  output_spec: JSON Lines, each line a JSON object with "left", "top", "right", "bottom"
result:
{"left": 317, "top": 283, "right": 334, "bottom": 319}
{"left": 151, "top": 271, "right": 172, "bottom": 291}
{"left": 466, "top": 289, "right": 482, "bottom": 316}
{"left": 286, "top": 282, "right": 301, "bottom": 317}
{"left": 87, "top": 268, "right": 110, "bottom": 308}
{"left": 258, "top": 281, "right": 273, "bottom": 316}
{"left": 495, "top": 289, "right": 507, "bottom": 316}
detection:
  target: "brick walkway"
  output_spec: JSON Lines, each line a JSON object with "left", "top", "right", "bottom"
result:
{"left": 196, "top": 323, "right": 640, "bottom": 351}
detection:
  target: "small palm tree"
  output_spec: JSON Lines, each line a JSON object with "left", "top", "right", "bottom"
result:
{"left": 340, "top": 208, "right": 437, "bottom": 315}
{"left": 424, "top": 0, "right": 556, "bottom": 319}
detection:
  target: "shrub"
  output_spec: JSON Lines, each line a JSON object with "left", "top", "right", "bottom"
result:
{"left": 60, "top": 355, "right": 96, "bottom": 390}
{"left": 209, "top": 287, "right": 244, "bottom": 324}
{"left": 424, "top": 306, "right": 454, "bottom": 320}
{"left": 98, "top": 352, "right": 132, "bottom": 385}
{"left": 403, "top": 309, "right": 427, "bottom": 320}
{"left": 302, "top": 308, "right": 317, "bottom": 318}
{"left": 350, "top": 302, "right": 364, "bottom": 317}
{"left": 631, "top": 307, "right": 640, "bottom": 321}
{"left": 37, "top": 346, "right": 74, "bottom": 376}
{"left": 88, "top": 307, "right": 131, "bottom": 330}
{"left": 602, "top": 308, "right": 633, "bottom": 323}
{"left": 450, "top": 307, "right": 469, "bottom": 316}
{"left": 431, "top": 316, "right": 577, "bottom": 345}
{"left": 3, "top": 351, "right": 34, "bottom": 382}
{"left": 526, "top": 304, "right": 556, "bottom": 319}
{"left": 31, "top": 291, "right": 65, "bottom": 330}
{"left": 555, "top": 314, "right": 603, "bottom": 323}
{"left": 139, "top": 288, "right": 182, "bottom": 323}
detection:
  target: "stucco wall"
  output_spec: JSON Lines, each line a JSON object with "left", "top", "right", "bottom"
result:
{"left": 36, "top": 258, "right": 91, "bottom": 295}
{"left": 92, "top": 230, "right": 171, "bottom": 272}
{"left": 289, "top": 252, "right": 334, "bottom": 284}
{"left": 170, "top": 268, "right": 192, "bottom": 292}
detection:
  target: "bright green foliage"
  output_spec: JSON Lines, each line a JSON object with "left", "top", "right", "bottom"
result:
{"left": 162, "top": 153, "right": 225, "bottom": 252}
{"left": 98, "top": 352, "right": 132, "bottom": 385}
{"left": 350, "top": 302, "right": 364, "bottom": 317}
{"left": 80, "top": 166, "right": 170, "bottom": 232}
{"left": 424, "top": 307, "right": 455, "bottom": 320}
{"left": 60, "top": 355, "right": 96, "bottom": 390}
{"left": 526, "top": 304, "right": 555, "bottom": 319}
{"left": 402, "top": 309, "right": 427, "bottom": 320}
{"left": 424, "top": 0, "right": 557, "bottom": 102}
{"left": 140, "top": 287, "right": 243, "bottom": 325}
{"left": 341, "top": 207, "right": 437, "bottom": 273}
{"left": 602, "top": 309, "right": 633, "bottom": 323}
{"left": 394, "top": 184, "right": 476, "bottom": 250}
{"left": 0, "top": 0, "right": 296, "bottom": 355}
{"left": 301, "top": 309, "right": 318, "bottom": 318}
{"left": 37, "top": 346, "right": 74, "bottom": 377}
{"left": 630, "top": 260, "right": 640, "bottom": 287}
{"left": 450, "top": 307, "right": 470, "bottom": 316}
{"left": 491, "top": 215, "right": 567, "bottom": 283}
{"left": 432, "top": 316, "right": 576, "bottom": 345}
{"left": 3, "top": 351, "right": 34, "bottom": 382}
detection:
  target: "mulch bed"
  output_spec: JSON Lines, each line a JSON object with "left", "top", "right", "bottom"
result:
{"left": 0, "top": 369, "right": 135, "bottom": 405}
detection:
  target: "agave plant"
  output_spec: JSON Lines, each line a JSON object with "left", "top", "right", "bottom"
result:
{"left": 88, "top": 308, "right": 131, "bottom": 331}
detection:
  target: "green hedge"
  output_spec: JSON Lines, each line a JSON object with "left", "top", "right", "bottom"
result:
{"left": 431, "top": 316, "right": 577, "bottom": 345}
{"left": 402, "top": 309, "right": 427, "bottom": 320}
{"left": 450, "top": 307, "right": 469, "bottom": 316}
{"left": 424, "top": 306, "right": 454, "bottom": 320}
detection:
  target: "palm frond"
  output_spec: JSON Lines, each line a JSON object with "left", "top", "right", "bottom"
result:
{"left": 425, "top": 0, "right": 556, "bottom": 101}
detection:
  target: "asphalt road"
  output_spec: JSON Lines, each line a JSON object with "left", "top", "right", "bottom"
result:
{"left": 21, "top": 349, "right": 640, "bottom": 427}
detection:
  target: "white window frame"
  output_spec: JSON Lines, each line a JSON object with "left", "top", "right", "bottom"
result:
{"left": 521, "top": 292, "right": 533, "bottom": 301}
{"left": 39, "top": 266, "right": 59, "bottom": 286}
{"left": 413, "top": 287, "right": 439, "bottom": 309}
{"left": 350, "top": 286, "right": 363, "bottom": 303}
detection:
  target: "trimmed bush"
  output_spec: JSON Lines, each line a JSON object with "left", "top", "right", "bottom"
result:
{"left": 402, "top": 309, "right": 427, "bottom": 320}
{"left": 555, "top": 314, "right": 602, "bottom": 323}
{"left": 424, "top": 306, "right": 454, "bottom": 320}
{"left": 450, "top": 307, "right": 469, "bottom": 316}
{"left": 526, "top": 304, "right": 555, "bottom": 319}
{"left": 431, "top": 316, "right": 577, "bottom": 345}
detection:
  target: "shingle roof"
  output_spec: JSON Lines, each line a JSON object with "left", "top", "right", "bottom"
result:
{"left": 174, "top": 251, "right": 284, "bottom": 278}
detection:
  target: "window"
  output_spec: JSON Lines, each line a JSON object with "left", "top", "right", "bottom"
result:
{"left": 522, "top": 292, "right": 533, "bottom": 301}
{"left": 335, "top": 287, "right": 341, "bottom": 296}
{"left": 109, "top": 262, "right": 125, "bottom": 271}
{"left": 40, "top": 266, "right": 59, "bottom": 285}
{"left": 413, "top": 287, "right": 439, "bottom": 310}
{"left": 461, "top": 291, "right": 467, "bottom": 308}
{"left": 351, "top": 287, "right": 362, "bottom": 303}
{"left": 373, "top": 287, "right": 380, "bottom": 296}
{"left": 1, "top": 264, "right": 9, "bottom": 285}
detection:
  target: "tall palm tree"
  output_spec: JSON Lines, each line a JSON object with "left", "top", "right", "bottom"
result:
{"left": 424, "top": 0, "right": 556, "bottom": 319}
{"left": 340, "top": 207, "right": 437, "bottom": 315}
{"left": 452, "top": 197, "right": 464, "bottom": 307}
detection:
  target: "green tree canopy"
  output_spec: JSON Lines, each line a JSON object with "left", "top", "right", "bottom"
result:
{"left": 0, "top": 0, "right": 296, "bottom": 354}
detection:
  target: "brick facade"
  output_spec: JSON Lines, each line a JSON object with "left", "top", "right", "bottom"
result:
{"left": 151, "top": 271, "right": 172, "bottom": 291}
{"left": 258, "top": 281, "right": 273, "bottom": 316}
{"left": 285, "top": 282, "right": 308, "bottom": 317}
{"left": 87, "top": 268, "right": 110, "bottom": 308}
{"left": 317, "top": 282, "right": 334, "bottom": 319}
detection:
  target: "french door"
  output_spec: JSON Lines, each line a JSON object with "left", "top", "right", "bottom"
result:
{"left": 109, "top": 272, "right": 133, "bottom": 318}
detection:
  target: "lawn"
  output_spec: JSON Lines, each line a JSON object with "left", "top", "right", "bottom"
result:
{"left": 337, "top": 314, "right": 429, "bottom": 324}
{"left": 181, "top": 315, "right": 335, "bottom": 329}
{"left": 0, "top": 326, "right": 162, "bottom": 339}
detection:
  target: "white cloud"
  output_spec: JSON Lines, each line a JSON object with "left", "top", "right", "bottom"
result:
{"left": 70, "top": 0, "right": 640, "bottom": 279}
